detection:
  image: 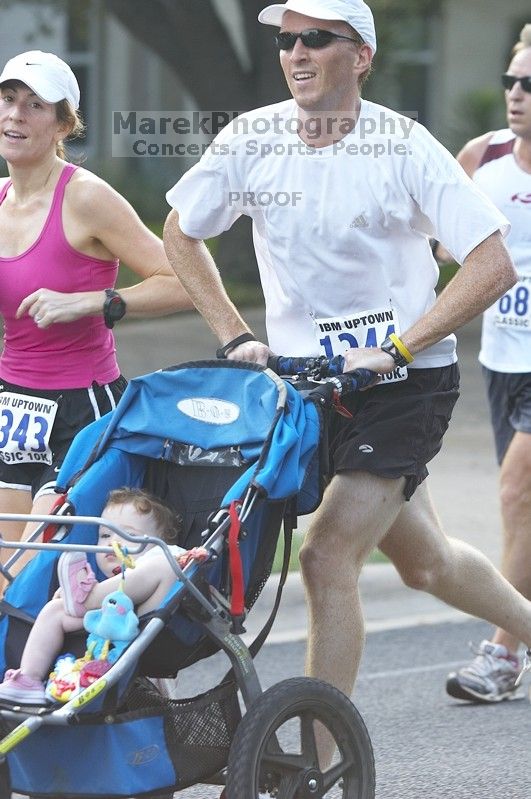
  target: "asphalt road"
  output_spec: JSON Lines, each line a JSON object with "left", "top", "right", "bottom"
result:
{"left": 12, "top": 619, "right": 528, "bottom": 799}
{"left": 167, "top": 619, "right": 530, "bottom": 799}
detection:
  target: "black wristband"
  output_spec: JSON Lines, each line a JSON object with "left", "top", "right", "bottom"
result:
{"left": 216, "top": 332, "right": 256, "bottom": 359}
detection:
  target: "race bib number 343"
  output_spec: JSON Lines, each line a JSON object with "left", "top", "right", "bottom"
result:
{"left": 314, "top": 305, "right": 407, "bottom": 384}
{"left": 0, "top": 392, "right": 58, "bottom": 465}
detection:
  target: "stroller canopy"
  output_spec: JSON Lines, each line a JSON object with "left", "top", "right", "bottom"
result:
{"left": 1, "top": 362, "right": 322, "bottom": 630}
{"left": 60, "top": 360, "right": 321, "bottom": 507}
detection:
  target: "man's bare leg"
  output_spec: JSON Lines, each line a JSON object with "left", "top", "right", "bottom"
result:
{"left": 299, "top": 471, "right": 406, "bottom": 766}
{"left": 380, "top": 481, "right": 531, "bottom": 645}
{"left": 300, "top": 471, "right": 406, "bottom": 695}
{"left": 491, "top": 431, "right": 531, "bottom": 653}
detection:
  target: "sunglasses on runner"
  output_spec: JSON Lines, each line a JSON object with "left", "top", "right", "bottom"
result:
{"left": 275, "top": 29, "right": 360, "bottom": 51}
{"left": 501, "top": 73, "right": 531, "bottom": 93}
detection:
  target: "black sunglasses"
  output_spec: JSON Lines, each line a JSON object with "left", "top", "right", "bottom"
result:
{"left": 501, "top": 73, "right": 531, "bottom": 93}
{"left": 275, "top": 28, "right": 360, "bottom": 51}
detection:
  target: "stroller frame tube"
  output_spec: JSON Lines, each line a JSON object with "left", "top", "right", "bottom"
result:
{"left": 0, "top": 513, "right": 214, "bottom": 609}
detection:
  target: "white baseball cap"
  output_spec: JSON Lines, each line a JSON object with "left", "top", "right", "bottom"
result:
{"left": 258, "top": 0, "right": 377, "bottom": 54}
{"left": 0, "top": 50, "right": 80, "bottom": 109}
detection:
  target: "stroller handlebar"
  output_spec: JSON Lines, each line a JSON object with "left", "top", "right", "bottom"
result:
{"left": 266, "top": 355, "right": 376, "bottom": 396}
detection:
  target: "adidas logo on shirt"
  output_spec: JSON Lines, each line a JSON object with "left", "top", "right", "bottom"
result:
{"left": 350, "top": 214, "right": 369, "bottom": 229}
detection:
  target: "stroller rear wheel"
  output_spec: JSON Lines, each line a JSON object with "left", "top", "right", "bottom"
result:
{"left": 225, "top": 676, "right": 375, "bottom": 798}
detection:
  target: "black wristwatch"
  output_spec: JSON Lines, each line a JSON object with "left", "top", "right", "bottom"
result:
{"left": 103, "top": 289, "right": 126, "bottom": 329}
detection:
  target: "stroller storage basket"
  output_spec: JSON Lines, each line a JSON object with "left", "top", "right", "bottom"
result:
{"left": 125, "top": 677, "right": 242, "bottom": 789}
{"left": 3, "top": 678, "right": 241, "bottom": 796}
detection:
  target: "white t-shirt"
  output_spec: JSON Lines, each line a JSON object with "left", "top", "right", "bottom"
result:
{"left": 475, "top": 129, "right": 531, "bottom": 373}
{"left": 167, "top": 98, "right": 509, "bottom": 368}
{"left": 142, "top": 543, "right": 185, "bottom": 561}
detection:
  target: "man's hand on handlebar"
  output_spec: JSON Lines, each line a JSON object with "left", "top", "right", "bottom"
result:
{"left": 343, "top": 346, "right": 396, "bottom": 375}
{"left": 227, "top": 340, "right": 273, "bottom": 366}
{"left": 267, "top": 355, "right": 378, "bottom": 395}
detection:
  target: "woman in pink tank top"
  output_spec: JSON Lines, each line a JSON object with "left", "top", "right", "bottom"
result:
{"left": 0, "top": 51, "right": 192, "bottom": 571}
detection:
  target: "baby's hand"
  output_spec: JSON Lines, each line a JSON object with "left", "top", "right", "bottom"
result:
{"left": 176, "top": 547, "right": 208, "bottom": 568}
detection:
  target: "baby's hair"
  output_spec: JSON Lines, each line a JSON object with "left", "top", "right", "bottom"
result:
{"left": 511, "top": 24, "right": 531, "bottom": 56}
{"left": 105, "top": 487, "right": 183, "bottom": 543}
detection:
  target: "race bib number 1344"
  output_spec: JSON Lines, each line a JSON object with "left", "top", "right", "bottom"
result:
{"left": 314, "top": 306, "right": 407, "bottom": 384}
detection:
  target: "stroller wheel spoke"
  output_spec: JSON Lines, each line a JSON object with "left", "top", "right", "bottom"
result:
{"left": 300, "top": 709, "right": 320, "bottom": 766}
{"left": 277, "top": 772, "right": 306, "bottom": 798}
{"left": 262, "top": 749, "right": 309, "bottom": 772}
{"left": 322, "top": 757, "right": 358, "bottom": 792}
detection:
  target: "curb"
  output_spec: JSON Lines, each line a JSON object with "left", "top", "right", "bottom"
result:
{"left": 244, "top": 564, "right": 472, "bottom": 646}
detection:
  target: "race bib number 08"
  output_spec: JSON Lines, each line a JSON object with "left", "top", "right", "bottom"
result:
{"left": 314, "top": 305, "right": 407, "bottom": 384}
{"left": 0, "top": 392, "right": 58, "bottom": 465}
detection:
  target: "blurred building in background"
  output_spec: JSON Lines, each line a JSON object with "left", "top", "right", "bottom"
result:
{"left": 0, "top": 0, "right": 528, "bottom": 222}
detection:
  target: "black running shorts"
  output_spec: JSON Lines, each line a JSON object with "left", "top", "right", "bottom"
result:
{"left": 329, "top": 364, "right": 460, "bottom": 500}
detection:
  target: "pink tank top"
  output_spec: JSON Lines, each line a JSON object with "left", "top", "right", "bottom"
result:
{"left": 0, "top": 163, "right": 120, "bottom": 389}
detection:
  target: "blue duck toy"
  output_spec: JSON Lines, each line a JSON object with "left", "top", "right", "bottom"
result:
{"left": 83, "top": 590, "right": 139, "bottom": 664}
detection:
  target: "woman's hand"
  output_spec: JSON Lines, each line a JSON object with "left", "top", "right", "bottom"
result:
{"left": 16, "top": 288, "right": 103, "bottom": 328}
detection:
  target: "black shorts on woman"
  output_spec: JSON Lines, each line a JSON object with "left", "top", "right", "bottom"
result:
{"left": 329, "top": 364, "right": 460, "bottom": 500}
{"left": 0, "top": 376, "right": 126, "bottom": 498}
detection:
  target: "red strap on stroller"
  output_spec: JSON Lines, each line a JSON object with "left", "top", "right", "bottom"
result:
{"left": 42, "top": 494, "right": 69, "bottom": 543}
{"left": 228, "top": 500, "right": 245, "bottom": 623}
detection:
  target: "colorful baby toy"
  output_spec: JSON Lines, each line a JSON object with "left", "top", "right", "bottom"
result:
{"left": 46, "top": 544, "right": 139, "bottom": 703}
{"left": 83, "top": 590, "right": 139, "bottom": 663}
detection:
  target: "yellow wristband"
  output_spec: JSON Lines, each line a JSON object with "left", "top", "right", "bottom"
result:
{"left": 388, "top": 334, "right": 414, "bottom": 364}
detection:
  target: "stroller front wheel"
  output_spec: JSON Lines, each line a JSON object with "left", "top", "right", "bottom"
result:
{"left": 225, "top": 676, "right": 375, "bottom": 798}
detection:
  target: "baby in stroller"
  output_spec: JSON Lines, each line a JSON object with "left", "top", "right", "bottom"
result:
{"left": 0, "top": 488, "right": 205, "bottom": 706}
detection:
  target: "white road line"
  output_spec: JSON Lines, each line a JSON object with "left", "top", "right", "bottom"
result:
{"left": 357, "top": 660, "right": 464, "bottom": 681}
{"left": 250, "top": 608, "right": 472, "bottom": 646}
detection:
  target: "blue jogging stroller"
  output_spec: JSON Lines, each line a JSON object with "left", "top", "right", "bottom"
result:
{"left": 0, "top": 358, "right": 375, "bottom": 798}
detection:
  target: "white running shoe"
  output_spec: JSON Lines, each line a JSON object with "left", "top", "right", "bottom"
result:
{"left": 446, "top": 640, "right": 522, "bottom": 703}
